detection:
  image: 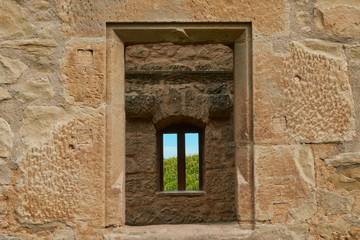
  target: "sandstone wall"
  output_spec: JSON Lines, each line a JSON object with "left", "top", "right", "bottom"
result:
{"left": 0, "top": 0, "right": 359, "bottom": 239}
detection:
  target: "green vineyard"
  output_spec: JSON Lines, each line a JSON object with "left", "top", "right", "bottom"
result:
{"left": 163, "top": 154, "right": 199, "bottom": 191}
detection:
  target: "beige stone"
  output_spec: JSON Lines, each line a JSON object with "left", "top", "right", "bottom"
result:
{"left": 33, "top": 1, "right": 50, "bottom": 10}
{"left": 325, "top": 152, "right": 360, "bottom": 167}
{"left": 60, "top": 40, "right": 105, "bottom": 106}
{"left": 0, "top": 87, "right": 10, "bottom": 102}
{"left": 0, "top": 55, "right": 28, "bottom": 84}
{"left": 0, "top": 165, "right": 10, "bottom": 185}
{"left": 55, "top": 0, "right": 289, "bottom": 37}
{"left": 18, "top": 107, "right": 105, "bottom": 235}
{"left": 255, "top": 145, "right": 316, "bottom": 222}
{"left": 317, "top": 218, "right": 352, "bottom": 240}
{"left": 0, "top": 39, "right": 58, "bottom": 56}
{"left": 318, "top": 190, "right": 354, "bottom": 215}
{"left": 22, "top": 106, "right": 73, "bottom": 149}
{"left": 15, "top": 77, "right": 55, "bottom": 101}
{"left": 297, "top": 11, "right": 310, "bottom": 26}
{"left": 331, "top": 167, "right": 360, "bottom": 191}
{"left": 349, "top": 46, "right": 360, "bottom": 60}
{"left": 316, "top": 4, "right": 360, "bottom": 37}
{"left": 0, "top": 119, "right": 13, "bottom": 158}
{"left": 0, "top": 1, "right": 34, "bottom": 39}
{"left": 281, "top": 39, "right": 355, "bottom": 143}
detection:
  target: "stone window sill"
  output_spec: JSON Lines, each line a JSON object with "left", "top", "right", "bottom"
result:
{"left": 156, "top": 191, "right": 205, "bottom": 197}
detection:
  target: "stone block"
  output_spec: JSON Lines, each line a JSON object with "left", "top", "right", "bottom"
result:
{"left": 318, "top": 189, "right": 354, "bottom": 215}
{"left": 255, "top": 145, "right": 316, "bottom": 222}
{"left": 315, "top": 1, "right": 360, "bottom": 37}
{"left": 209, "top": 94, "right": 233, "bottom": 118}
{"left": 125, "top": 95, "right": 155, "bottom": 118}
{"left": 325, "top": 152, "right": 360, "bottom": 167}
{"left": 15, "top": 77, "right": 55, "bottom": 102}
{"left": 0, "top": 88, "right": 10, "bottom": 102}
{"left": 60, "top": 40, "right": 105, "bottom": 106}
{"left": 0, "top": 1, "right": 33, "bottom": 39}
{"left": 0, "top": 39, "right": 57, "bottom": 56}
{"left": 0, "top": 55, "right": 27, "bottom": 84}
{"left": 281, "top": 39, "right": 355, "bottom": 143}
{"left": 0, "top": 119, "right": 13, "bottom": 158}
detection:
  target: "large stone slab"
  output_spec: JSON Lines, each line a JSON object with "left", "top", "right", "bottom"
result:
{"left": 255, "top": 145, "right": 316, "bottom": 222}
{"left": 281, "top": 39, "right": 355, "bottom": 143}
{"left": 56, "top": 0, "right": 289, "bottom": 37}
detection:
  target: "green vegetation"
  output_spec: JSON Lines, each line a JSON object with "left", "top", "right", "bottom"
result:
{"left": 163, "top": 154, "right": 199, "bottom": 191}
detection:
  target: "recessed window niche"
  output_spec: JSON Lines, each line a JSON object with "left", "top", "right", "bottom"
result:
{"left": 125, "top": 42, "right": 235, "bottom": 225}
{"left": 105, "top": 23, "right": 253, "bottom": 227}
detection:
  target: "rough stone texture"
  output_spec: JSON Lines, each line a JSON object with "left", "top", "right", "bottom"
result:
{"left": 126, "top": 44, "right": 233, "bottom": 72}
{"left": 0, "top": 39, "right": 58, "bottom": 56}
{"left": 0, "top": 1, "right": 34, "bottom": 39}
{"left": 14, "top": 77, "right": 55, "bottom": 102}
{"left": 255, "top": 145, "right": 316, "bottom": 222}
{"left": 315, "top": 0, "right": 360, "bottom": 38}
{"left": 0, "top": 0, "right": 359, "bottom": 239}
{"left": 0, "top": 119, "right": 13, "bottom": 158}
{"left": 0, "top": 87, "right": 10, "bottom": 102}
{"left": 55, "top": 0, "right": 289, "bottom": 37}
{"left": 0, "top": 55, "right": 28, "bottom": 84}
{"left": 60, "top": 40, "right": 105, "bottom": 106}
{"left": 18, "top": 106, "right": 105, "bottom": 237}
{"left": 282, "top": 39, "right": 355, "bottom": 143}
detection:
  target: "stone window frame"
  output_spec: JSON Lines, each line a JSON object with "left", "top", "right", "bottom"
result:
{"left": 157, "top": 122, "right": 204, "bottom": 192}
{"left": 105, "top": 23, "right": 254, "bottom": 227}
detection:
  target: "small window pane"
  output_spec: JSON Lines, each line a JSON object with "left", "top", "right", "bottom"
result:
{"left": 163, "top": 134, "right": 177, "bottom": 191}
{"left": 185, "top": 133, "right": 199, "bottom": 190}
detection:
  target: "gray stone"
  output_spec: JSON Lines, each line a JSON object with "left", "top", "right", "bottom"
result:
{"left": 125, "top": 95, "right": 155, "bottom": 118}
{"left": 209, "top": 94, "right": 233, "bottom": 117}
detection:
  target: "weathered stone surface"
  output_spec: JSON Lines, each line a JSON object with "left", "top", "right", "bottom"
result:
{"left": 318, "top": 189, "right": 354, "bottom": 215}
{"left": 0, "top": 55, "right": 28, "bottom": 84}
{"left": 0, "top": 119, "right": 13, "bottom": 158}
{"left": 325, "top": 152, "right": 360, "bottom": 167}
{"left": 60, "top": 40, "right": 105, "bottom": 106}
{"left": 255, "top": 145, "right": 316, "bottom": 222}
{"left": 14, "top": 77, "right": 55, "bottom": 102}
{"left": 0, "top": 1, "right": 34, "bottom": 39}
{"left": 0, "top": 87, "right": 10, "bottom": 102}
{"left": 253, "top": 41, "right": 288, "bottom": 144}
{"left": 18, "top": 106, "right": 105, "bottom": 235}
{"left": 0, "top": 39, "right": 57, "bottom": 56}
{"left": 0, "top": 165, "right": 10, "bottom": 185}
{"left": 282, "top": 39, "right": 355, "bottom": 143}
{"left": 331, "top": 167, "right": 360, "bottom": 191}
{"left": 22, "top": 106, "right": 73, "bottom": 149}
{"left": 315, "top": 1, "right": 360, "bottom": 37}
{"left": 126, "top": 44, "right": 233, "bottom": 72}
{"left": 317, "top": 218, "right": 352, "bottom": 240}
{"left": 56, "top": 0, "right": 288, "bottom": 37}
{"left": 105, "top": 223, "right": 252, "bottom": 240}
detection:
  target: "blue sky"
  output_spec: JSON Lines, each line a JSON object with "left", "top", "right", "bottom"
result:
{"left": 163, "top": 133, "right": 199, "bottom": 159}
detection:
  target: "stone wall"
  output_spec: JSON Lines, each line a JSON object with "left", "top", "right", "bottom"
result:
{"left": 0, "top": 0, "right": 359, "bottom": 239}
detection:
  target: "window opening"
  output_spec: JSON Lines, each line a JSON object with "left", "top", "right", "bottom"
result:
{"left": 162, "top": 133, "right": 178, "bottom": 191}
{"left": 160, "top": 126, "right": 202, "bottom": 191}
